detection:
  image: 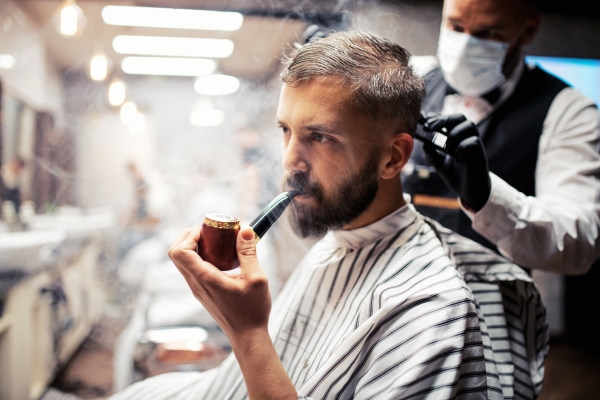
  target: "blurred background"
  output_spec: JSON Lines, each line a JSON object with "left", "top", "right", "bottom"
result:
{"left": 0, "top": 0, "right": 599, "bottom": 399}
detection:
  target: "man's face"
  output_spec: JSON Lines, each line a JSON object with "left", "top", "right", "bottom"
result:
{"left": 277, "top": 77, "right": 392, "bottom": 238}
{"left": 442, "top": 0, "right": 540, "bottom": 71}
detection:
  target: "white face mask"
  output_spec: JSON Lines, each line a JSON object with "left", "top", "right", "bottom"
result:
{"left": 437, "top": 28, "right": 509, "bottom": 97}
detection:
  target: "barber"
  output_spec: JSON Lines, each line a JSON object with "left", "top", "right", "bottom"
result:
{"left": 403, "top": 0, "right": 600, "bottom": 275}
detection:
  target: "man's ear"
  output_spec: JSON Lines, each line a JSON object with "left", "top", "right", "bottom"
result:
{"left": 522, "top": 14, "right": 541, "bottom": 46}
{"left": 380, "top": 132, "right": 413, "bottom": 180}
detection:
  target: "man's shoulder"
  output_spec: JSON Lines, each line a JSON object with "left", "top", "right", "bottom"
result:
{"left": 371, "top": 218, "right": 478, "bottom": 310}
{"left": 371, "top": 251, "right": 478, "bottom": 331}
{"left": 424, "top": 217, "right": 533, "bottom": 284}
{"left": 548, "top": 86, "right": 598, "bottom": 115}
{"left": 540, "top": 83, "right": 599, "bottom": 149}
{"left": 519, "top": 65, "right": 597, "bottom": 119}
{"left": 525, "top": 64, "right": 570, "bottom": 89}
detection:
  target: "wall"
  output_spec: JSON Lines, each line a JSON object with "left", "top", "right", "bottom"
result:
{"left": 0, "top": 0, "right": 68, "bottom": 211}
{"left": 0, "top": 0, "right": 64, "bottom": 126}
{"left": 66, "top": 71, "right": 281, "bottom": 227}
{"left": 57, "top": 72, "right": 152, "bottom": 221}
{"left": 351, "top": 0, "right": 600, "bottom": 60}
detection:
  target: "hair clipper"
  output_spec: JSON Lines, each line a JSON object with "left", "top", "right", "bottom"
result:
{"left": 414, "top": 114, "right": 449, "bottom": 153}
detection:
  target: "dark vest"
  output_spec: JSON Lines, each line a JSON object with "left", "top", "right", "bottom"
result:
{"left": 402, "top": 65, "right": 569, "bottom": 251}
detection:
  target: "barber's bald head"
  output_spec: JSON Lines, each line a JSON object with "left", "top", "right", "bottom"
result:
{"left": 442, "top": 0, "right": 541, "bottom": 72}
{"left": 442, "top": 0, "right": 539, "bottom": 45}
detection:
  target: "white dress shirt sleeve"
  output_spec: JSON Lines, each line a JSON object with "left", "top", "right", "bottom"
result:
{"left": 462, "top": 87, "right": 600, "bottom": 275}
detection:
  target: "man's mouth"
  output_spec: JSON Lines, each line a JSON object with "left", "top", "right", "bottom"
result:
{"left": 289, "top": 187, "right": 310, "bottom": 200}
{"left": 285, "top": 173, "right": 319, "bottom": 202}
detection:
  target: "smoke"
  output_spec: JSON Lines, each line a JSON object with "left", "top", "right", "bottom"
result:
{"left": 50, "top": 0, "right": 446, "bottom": 297}
{"left": 0, "top": 2, "right": 446, "bottom": 376}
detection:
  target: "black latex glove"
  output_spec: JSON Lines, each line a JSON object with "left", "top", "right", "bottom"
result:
{"left": 303, "top": 25, "right": 331, "bottom": 44}
{"left": 421, "top": 114, "right": 492, "bottom": 212}
{"left": 292, "top": 25, "right": 332, "bottom": 49}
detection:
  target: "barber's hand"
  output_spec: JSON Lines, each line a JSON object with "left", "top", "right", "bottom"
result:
{"left": 168, "top": 226, "right": 271, "bottom": 339}
{"left": 422, "top": 114, "right": 491, "bottom": 212}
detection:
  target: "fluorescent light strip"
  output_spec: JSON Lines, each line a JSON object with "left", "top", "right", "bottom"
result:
{"left": 102, "top": 6, "right": 243, "bottom": 31}
{"left": 113, "top": 35, "right": 234, "bottom": 58}
{"left": 121, "top": 57, "right": 216, "bottom": 77}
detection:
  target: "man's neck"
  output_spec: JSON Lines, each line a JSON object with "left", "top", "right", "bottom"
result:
{"left": 342, "top": 176, "right": 406, "bottom": 230}
{"left": 502, "top": 46, "right": 524, "bottom": 78}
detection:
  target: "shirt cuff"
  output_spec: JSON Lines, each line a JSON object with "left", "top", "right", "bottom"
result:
{"left": 459, "top": 200, "right": 476, "bottom": 219}
{"left": 460, "top": 173, "right": 525, "bottom": 245}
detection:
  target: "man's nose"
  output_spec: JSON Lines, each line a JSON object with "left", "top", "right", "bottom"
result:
{"left": 282, "top": 134, "right": 309, "bottom": 173}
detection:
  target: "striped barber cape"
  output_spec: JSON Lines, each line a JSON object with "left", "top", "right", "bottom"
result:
{"left": 111, "top": 204, "right": 547, "bottom": 400}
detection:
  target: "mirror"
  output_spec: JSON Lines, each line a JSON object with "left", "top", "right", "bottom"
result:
{"left": 1, "top": 86, "right": 36, "bottom": 225}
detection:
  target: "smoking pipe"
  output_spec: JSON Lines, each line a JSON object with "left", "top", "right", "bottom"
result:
{"left": 249, "top": 189, "right": 300, "bottom": 242}
{"left": 197, "top": 190, "right": 300, "bottom": 271}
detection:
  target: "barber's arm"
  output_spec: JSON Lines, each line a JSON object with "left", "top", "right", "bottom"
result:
{"left": 423, "top": 91, "right": 600, "bottom": 275}
{"left": 168, "top": 226, "right": 298, "bottom": 400}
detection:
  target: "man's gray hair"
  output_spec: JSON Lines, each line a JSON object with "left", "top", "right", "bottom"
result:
{"left": 281, "top": 30, "right": 425, "bottom": 135}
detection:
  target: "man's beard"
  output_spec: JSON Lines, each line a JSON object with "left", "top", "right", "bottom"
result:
{"left": 283, "top": 151, "right": 380, "bottom": 239}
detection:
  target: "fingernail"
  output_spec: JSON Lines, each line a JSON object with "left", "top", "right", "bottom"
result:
{"left": 241, "top": 227, "right": 254, "bottom": 242}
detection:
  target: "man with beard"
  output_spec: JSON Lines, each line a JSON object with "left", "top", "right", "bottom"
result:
{"left": 111, "top": 31, "right": 546, "bottom": 400}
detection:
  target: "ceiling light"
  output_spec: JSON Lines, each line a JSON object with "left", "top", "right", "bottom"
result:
{"left": 120, "top": 102, "right": 137, "bottom": 124}
{"left": 53, "top": 0, "right": 87, "bottom": 37}
{"left": 113, "top": 36, "right": 234, "bottom": 58}
{"left": 0, "top": 54, "right": 16, "bottom": 69}
{"left": 108, "top": 79, "right": 126, "bottom": 106}
{"left": 129, "top": 113, "right": 145, "bottom": 135}
{"left": 121, "top": 57, "right": 216, "bottom": 77}
{"left": 190, "top": 100, "right": 225, "bottom": 127}
{"left": 90, "top": 50, "right": 111, "bottom": 81}
{"left": 102, "top": 6, "right": 243, "bottom": 31}
{"left": 194, "top": 75, "right": 240, "bottom": 96}
{"left": 61, "top": 6, "right": 77, "bottom": 35}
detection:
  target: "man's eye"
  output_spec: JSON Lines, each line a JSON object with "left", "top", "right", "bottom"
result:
{"left": 472, "top": 30, "right": 495, "bottom": 40}
{"left": 451, "top": 23, "right": 464, "bottom": 33}
{"left": 280, "top": 126, "right": 289, "bottom": 135}
{"left": 312, "top": 133, "right": 330, "bottom": 143}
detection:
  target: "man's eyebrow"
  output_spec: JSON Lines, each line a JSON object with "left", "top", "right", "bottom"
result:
{"left": 448, "top": 17, "right": 503, "bottom": 31}
{"left": 304, "top": 124, "right": 341, "bottom": 135}
{"left": 275, "top": 120, "right": 341, "bottom": 135}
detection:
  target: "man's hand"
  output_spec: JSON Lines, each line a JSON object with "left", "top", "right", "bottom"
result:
{"left": 168, "top": 226, "right": 297, "bottom": 400}
{"left": 422, "top": 114, "right": 492, "bottom": 212}
{"left": 168, "top": 225, "right": 271, "bottom": 340}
